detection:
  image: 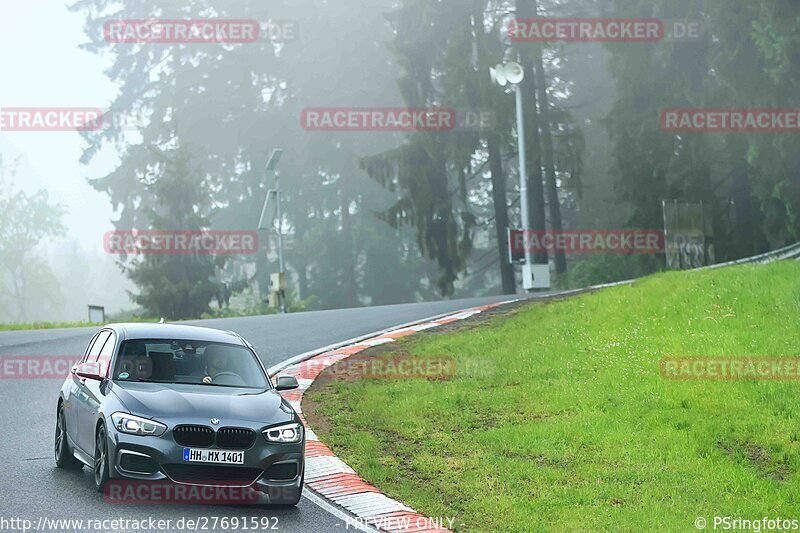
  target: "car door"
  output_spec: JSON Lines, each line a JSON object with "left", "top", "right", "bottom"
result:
{"left": 64, "top": 332, "right": 100, "bottom": 449}
{"left": 74, "top": 330, "right": 112, "bottom": 454}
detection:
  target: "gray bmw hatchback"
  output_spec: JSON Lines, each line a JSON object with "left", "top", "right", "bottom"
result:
{"left": 54, "top": 323, "right": 304, "bottom": 505}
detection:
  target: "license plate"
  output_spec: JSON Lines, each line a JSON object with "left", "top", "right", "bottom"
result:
{"left": 183, "top": 448, "right": 244, "bottom": 465}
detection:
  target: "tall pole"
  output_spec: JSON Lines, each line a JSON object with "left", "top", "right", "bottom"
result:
{"left": 274, "top": 171, "right": 286, "bottom": 314}
{"left": 260, "top": 148, "right": 286, "bottom": 313}
{"left": 491, "top": 60, "right": 547, "bottom": 290}
{"left": 515, "top": 84, "right": 534, "bottom": 271}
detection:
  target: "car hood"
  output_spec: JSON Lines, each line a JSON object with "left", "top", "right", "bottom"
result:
{"left": 109, "top": 381, "right": 295, "bottom": 427}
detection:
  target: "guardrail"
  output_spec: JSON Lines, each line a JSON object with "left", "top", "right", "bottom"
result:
{"left": 703, "top": 241, "right": 800, "bottom": 269}
{"left": 556, "top": 241, "right": 800, "bottom": 297}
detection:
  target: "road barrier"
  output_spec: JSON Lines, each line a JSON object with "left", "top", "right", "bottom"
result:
{"left": 703, "top": 241, "right": 800, "bottom": 269}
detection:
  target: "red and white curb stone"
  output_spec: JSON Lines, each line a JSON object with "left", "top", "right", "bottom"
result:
{"left": 277, "top": 301, "right": 512, "bottom": 532}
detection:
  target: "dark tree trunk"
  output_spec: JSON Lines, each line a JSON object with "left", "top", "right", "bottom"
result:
{"left": 488, "top": 137, "right": 516, "bottom": 294}
{"left": 533, "top": 50, "right": 567, "bottom": 274}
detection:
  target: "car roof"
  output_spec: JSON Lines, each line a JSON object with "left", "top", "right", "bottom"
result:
{"left": 103, "top": 323, "right": 247, "bottom": 345}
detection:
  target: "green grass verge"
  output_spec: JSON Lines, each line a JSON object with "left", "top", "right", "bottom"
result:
{"left": 0, "top": 321, "right": 100, "bottom": 332}
{"left": 0, "top": 317, "right": 165, "bottom": 332}
{"left": 305, "top": 261, "right": 800, "bottom": 532}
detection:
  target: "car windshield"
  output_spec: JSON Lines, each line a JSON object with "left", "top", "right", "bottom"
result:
{"left": 113, "top": 339, "right": 269, "bottom": 389}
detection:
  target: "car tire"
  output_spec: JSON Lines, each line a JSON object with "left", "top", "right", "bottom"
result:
{"left": 94, "top": 425, "right": 110, "bottom": 492}
{"left": 54, "top": 404, "right": 83, "bottom": 470}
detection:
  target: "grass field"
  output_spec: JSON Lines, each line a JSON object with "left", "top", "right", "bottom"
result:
{"left": 305, "top": 262, "right": 800, "bottom": 531}
{"left": 0, "top": 316, "right": 160, "bottom": 332}
{"left": 0, "top": 320, "right": 99, "bottom": 332}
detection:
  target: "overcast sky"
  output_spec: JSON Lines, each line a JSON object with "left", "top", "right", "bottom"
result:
{"left": 1, "top": 2, "right": 136, "bottom": 319}
{"left": 0, "top": 1, "right": 120, "bottom": 250}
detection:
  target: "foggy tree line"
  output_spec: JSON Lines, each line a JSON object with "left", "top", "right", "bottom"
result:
{"left": 12, "top": 0, "right": 787, "bottom": 320}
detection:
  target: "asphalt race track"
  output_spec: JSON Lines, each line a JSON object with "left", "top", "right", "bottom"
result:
{"left": 0, "top": 295, "right": 536, "bottom": 532}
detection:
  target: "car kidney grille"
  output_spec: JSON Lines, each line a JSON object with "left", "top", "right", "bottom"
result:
{"left": 162, "top": 464, "right": 262, "bottom": 486}
{"left": 173, "top": 425, "right": 215, "bottom": 447}
{"left": 217, "top": 427, "right": 256, "bottom": 449}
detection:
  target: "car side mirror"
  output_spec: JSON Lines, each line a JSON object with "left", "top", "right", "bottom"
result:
{"left": 74, "top": 362, "right": 104, "bottom": 381}
{"left": 275, "top": 375, "right": 299, "bottom": 391}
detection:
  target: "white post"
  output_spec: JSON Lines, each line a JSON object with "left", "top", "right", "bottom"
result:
{"left": 515, "top": 84, "right": 534, "bottom": 289}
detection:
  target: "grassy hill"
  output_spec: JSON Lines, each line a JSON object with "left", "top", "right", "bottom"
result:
{"left": 305, "top": 261, "right": 800, "bottom": 531}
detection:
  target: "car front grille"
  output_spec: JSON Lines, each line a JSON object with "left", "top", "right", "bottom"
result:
{"left": 162, "top": 464, "right": 263, "bottom": 487}
{"left": 217, "top": 427, "right": 256, "bottom": 449}
{"left": 173, "top": 425, "right": 258, "bottom": 449}
{"left": 173, "top": 425, "right": 215, "bottom": 448}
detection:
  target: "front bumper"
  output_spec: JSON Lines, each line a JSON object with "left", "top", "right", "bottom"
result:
{"left": 106, "top": 423, "right": 304, "bottom": 505}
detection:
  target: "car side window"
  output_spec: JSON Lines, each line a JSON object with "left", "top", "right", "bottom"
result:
{"left": 97, "top": 331, "right": 117, "bottom": 376}
{"left": 82, "top": 333, "right": 100, "bottom": 363}
{"left": 99, "top": 332, "right": 116, "bottom": 359}
{"left": 87, "top": 331, "right": 112, "bottom": 362}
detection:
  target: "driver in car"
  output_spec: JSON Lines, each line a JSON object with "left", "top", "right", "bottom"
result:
{"left": 202, "top": 345, "right": 232, "bottom": 384}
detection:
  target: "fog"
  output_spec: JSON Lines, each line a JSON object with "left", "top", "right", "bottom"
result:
{"left": 1, "top": 0, "right": 797, "bottom": 323}
{"left": 0, "top": 3, "right": 133, "bottom": 321}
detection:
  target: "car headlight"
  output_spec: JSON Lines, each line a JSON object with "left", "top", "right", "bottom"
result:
{"left": 111, "top": 412, "right": 167, "bottom": 436}
{"left": 263, "top": 422, "right": 303, "bottom": 443}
